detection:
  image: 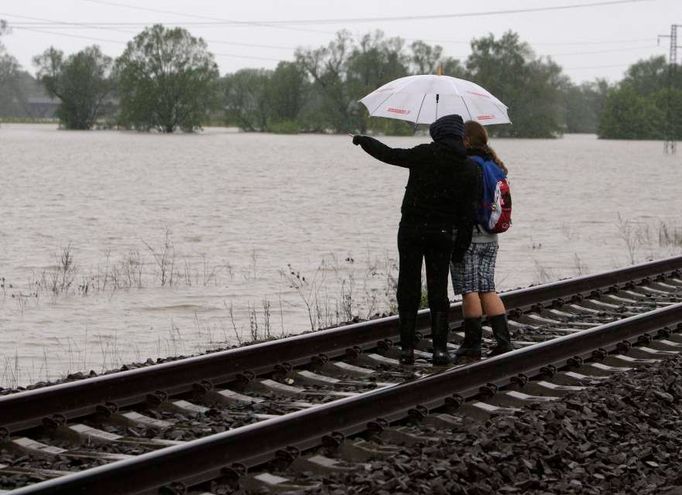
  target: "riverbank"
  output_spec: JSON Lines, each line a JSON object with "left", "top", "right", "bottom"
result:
{"left": 1, "top": 127, "right": 681, "bottom": 387}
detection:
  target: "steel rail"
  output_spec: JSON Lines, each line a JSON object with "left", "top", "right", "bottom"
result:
{"left": 11, "top": 302, "right": 682, "bottom": 495}
{"left": 1, "top": 255, "right": 681, "bottom": 433}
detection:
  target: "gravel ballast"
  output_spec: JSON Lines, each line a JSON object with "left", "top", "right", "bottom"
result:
{"left": 311, "top": 355, "right": 682, "bottom": 495}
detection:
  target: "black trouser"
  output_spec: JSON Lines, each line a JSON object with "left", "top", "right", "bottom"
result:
{"left": 397, "top": 220, "right": 455, "bottom": 315}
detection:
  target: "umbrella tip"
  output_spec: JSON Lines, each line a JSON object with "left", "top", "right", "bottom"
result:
{"left": 436, "top": 65, "right": 443, "bottom": 76}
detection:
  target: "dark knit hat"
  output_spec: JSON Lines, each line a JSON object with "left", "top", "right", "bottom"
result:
{"left": 429, "top": 114, "right": 465, "bottom": 142}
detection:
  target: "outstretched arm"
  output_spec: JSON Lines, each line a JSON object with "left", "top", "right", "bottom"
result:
{"left": 352, "top": 135, "right": 429, "bottom": 168}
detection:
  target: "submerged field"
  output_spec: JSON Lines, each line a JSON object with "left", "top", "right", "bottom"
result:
{"left": 1, "top": 125, "right": 681, "bottom": 387}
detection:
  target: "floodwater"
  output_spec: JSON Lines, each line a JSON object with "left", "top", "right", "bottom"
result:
{"left": 1, "top": 124, "right": 681, "bottom": 387}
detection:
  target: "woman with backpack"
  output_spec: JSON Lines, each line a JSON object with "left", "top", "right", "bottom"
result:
{"left": 352, "top": 114, "right": 480, "bottom": 366}
{"left": 451, "top": 120, "right": 514, "bottom": 363}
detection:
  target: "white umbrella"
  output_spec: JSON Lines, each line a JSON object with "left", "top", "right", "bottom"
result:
{"left": 359, "top": 74, "right": 511, "bottom": 126}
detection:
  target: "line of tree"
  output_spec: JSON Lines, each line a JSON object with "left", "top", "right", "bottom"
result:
{"left": 0, "top": 21, "right": 680, "bottom": 139}
{"left": 598, "top": 56, "right": 682, "bottom": 139}
{"left": 27, "top": 25, "right": 220, "bottom": 132}
{"left": 0, "top": 20, "right": 21, "bottom": 114}
{"left": 0, "top": 21, "right": 47, "bottom": 119}
{"left": 115, "top": 25, "right": 220, "bottom": 133}
{"left": 33, "top": 46, "right": 113, "bottom": 129}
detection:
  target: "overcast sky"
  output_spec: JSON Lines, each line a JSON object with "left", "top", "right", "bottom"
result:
{"left": 0, "top": 0, "right": 677, "bottom": 84}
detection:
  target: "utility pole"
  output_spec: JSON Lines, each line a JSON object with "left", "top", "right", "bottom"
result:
{"left": 658, "top": 24, "right": 681, "bottom": 154}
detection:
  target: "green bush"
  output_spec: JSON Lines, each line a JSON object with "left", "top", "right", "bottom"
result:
{"left": 268, "top": 120, "right": 301, "bottom": 134}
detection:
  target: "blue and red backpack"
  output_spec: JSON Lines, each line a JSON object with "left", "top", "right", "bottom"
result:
{"left": 469, "top": 155, "right": 512, "bottom": 234}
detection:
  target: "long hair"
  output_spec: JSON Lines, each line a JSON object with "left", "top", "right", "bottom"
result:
{"left": 464, "top": 120, "right": 508, "bottom": 174}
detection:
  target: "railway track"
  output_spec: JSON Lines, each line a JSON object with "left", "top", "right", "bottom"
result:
{"left": 1, "top": 256, "right": 682, "bottom": 494}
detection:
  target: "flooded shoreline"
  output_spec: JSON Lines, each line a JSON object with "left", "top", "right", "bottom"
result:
{"left": 1, "top": 124, "right": 681, "bottom": 386}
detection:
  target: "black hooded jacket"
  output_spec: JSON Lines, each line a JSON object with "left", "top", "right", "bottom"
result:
{"left": 354, "top": 135, "right": 481, "bottom": 228}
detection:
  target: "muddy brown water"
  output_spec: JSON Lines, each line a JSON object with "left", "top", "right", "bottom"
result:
{"left": 1, "top": 124, "right": 680, "bottom": 386}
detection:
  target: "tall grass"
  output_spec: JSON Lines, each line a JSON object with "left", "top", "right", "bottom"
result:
{"left": 659, "top": 221, "right": 682, "bottom": 248}
{"left": 2, "top": 231, "right": 234, "bottom": 303}
{"left": 616, "top": 213, "right": 651, "bottom": 265}
{"left": 616, "top": 214, "right": 682, "bottom": 265}
{"left": 280, "top": 253, "right": 398, "bottom": 331}
{"left": 5, "top": 215, "right": 680, "bottom": 389}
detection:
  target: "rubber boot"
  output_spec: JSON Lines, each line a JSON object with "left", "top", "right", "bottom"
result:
{"left": 487, "top": 314, "right": 514, "bottom": 356}
{"left": 453, "top": 317, "right": 482, "bottom": 364}
{"left": 431, "top": 311, "right": 451, "bottom": 366}
{"left": 398, "top": 313, "right": 417, "bottom": 365}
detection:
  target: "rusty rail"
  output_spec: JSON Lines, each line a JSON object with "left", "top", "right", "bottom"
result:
{"left": 1, "top": 255, "right": 680, "bottom": 433}
{"left": 10, "top": 302, "right": 682, "bottom": 495}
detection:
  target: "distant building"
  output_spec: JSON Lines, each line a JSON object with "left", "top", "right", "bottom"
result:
{"left": 26, "top": 96, "right": 60, "bottom": 118}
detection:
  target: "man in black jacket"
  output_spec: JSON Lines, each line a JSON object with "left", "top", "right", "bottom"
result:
{"left": 352, "top": 114, "right": 480, "bottom": 366}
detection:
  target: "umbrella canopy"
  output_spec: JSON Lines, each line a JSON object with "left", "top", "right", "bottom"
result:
{"left": 359, "top": 74, "right": 511, "bottom": 126}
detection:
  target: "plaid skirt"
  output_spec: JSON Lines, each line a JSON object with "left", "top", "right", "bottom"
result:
{"left": 450, "top": 242, "right": 499, "bottom": 295}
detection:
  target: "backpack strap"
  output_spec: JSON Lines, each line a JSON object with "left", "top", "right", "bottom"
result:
{"left": 468, "top": 155, "right": 486, "bottom": 166}
{"left": 469, "top": 154, "right": 506, "bottom": 178}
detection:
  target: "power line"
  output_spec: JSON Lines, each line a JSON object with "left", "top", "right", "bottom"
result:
{"left": 2, "top": 13, "right": 298, "bottom": 51}
{"left": 284, "top": 0, "right": 655, "bottom": 24}
{"left": 433, "top": 43, "right": 663, "bottom": 60}
{"left": 2, "top": 0, "right": 663, "bottom": 52}
{"left": 80, "top": 0, "right": 652, "bottom": 26}
{"left": 1, "top": 2, "right": 667, "bottom": 73}
{"left": 4, "top": 16, "right": 659, "bottom": 53}
{"left": 80, "top": 0, "right": 335, "bottom": 35}
{"left": 3, "top": 13, "right": 663, "bottom": 57}
{"left": 6, "top": 26, "right": 666, "bottom": 68}
{"left": 5, "top": 17, "right": 660, "bottom": 54}
{"left": 213, "top": 52, "right": 284, "bottom": 62}
{"left": 5, "top": 19, "right": 659, "bottom": 52}
{"left": 544, "top": 45, "right": 662, "bottom": 56}
{"left": 200, "top": 0, "right": 656, "bottom": 25}
{"left": 1, "top": 12, "right": 139, "bottom": 36}
{"left": 532, "top": 38, "right": 654, "bottom": 46}
{"left": 194, "top": 40, "right": 295, "bottom": 51}
{"left": 7, "top": 23, "right": 663, "bottom": 62}
{"left": 11, "top": 26, "right": 127, "bottom": 44}
{"left": 419, "top": 37, "right": 656, "bottom": 46}
{"left": 10, "top": 26, "right": 292, "bottom": 63}
{"left": 564, "top": 63, "right": 635, "bottom": 69}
